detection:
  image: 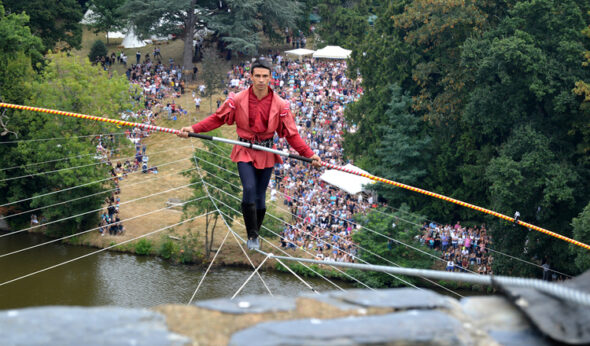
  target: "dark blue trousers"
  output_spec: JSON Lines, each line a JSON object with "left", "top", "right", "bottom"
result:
{"left": 237, "top": 162, "right": 273, "bottom": 209}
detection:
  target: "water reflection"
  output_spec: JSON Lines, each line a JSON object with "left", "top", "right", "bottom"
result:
{"left": 0, "top": 231, "right": 353, "bottom": 309}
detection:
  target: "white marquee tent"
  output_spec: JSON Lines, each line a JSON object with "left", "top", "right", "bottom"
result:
{"left": 312, "top": 45, "right": 352, "bottom": 59}
{"left": 320, "top": 164, "right": 374, "bottom": 195}
{"left": 284, "top": 48, "right": 315, "bottom": 60}
{"left": 121, "top": 28, "right": 147, "bottom": 48}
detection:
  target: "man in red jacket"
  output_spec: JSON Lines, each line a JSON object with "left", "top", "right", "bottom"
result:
{"left": 179, "top": 58, "right": 321, "bottom": 250}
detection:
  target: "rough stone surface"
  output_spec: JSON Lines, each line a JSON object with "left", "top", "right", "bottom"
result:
{"left": 327, "top": 287, "right": 452, "bottom": 310}
{"left": 0, "top": 306, "right": 190, "bottom": 346}
{"left": 3, "top": 288, "right": 557, "bottom": 346}
{"left": 498, "top": 270, "right": 590, "bottom": 345}
{"left": 230, "top": 310, "right": 470, "bottom": 346}
{"left": 461, "top": 296, "right": 549, "bottom": 346}
{"left": 501, "top": 286, "right": 590, "bottom": 345}
{"left": 196, "top": 295, "right": 296, "bottom": 314}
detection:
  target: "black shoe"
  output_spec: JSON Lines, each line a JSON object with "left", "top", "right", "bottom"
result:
{"left": 241, "top": 202, "right": 258, "bottom": 240}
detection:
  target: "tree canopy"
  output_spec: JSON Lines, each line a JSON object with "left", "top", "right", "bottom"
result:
{"left": 0, "top": 53, "right": 136, "bottom": 237}
{"left": 121, "top": 0, "right": 303, "bottom": 78}
{"left": 2, "top": 0, "right": 83, "bottom": 51}
{"left": 331, "top": 0, "right": 590, "bottom": 275}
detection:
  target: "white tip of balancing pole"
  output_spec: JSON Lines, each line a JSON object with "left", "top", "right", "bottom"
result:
{"left": 238, "top": 301, "right": 251, "bottom": 309}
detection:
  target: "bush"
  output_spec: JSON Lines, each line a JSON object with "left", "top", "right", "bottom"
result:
{"left": 88, "top": 40, "right": 107, "bottom": 63}
{"left": 135, "top": 238, "right": 153, "bottom": 255}
{"left": 158, "top": 240, "right": 179, "bottom": 260}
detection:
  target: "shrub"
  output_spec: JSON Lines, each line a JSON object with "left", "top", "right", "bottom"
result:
{"left": 158, "top": 240, "right": 179, "bottom": 260}
{"left": 135, "top": 238, "right": 153, "bottom": 255}
{"left": 88, "top": 40, "right": 107, "bottom": 63}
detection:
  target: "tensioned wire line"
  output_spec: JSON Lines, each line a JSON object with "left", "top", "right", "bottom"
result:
{"left": 366, "top": 204, "right": 574, "bottom": 279}
{"left": 0, "top": 156, "right": 192, "bottom": 208}
{"left": 206, "top": 188, "right": 378, "bottom": 291}
{"left": 0, "top": 143, "right": 196, "bottom": 183}
{"left": 212, "top": 205, "right": 346, "bottom": 293}
{"left": 190, "top": 150, "right": 340, "bottom": 295}
{"left": 0, "top": 132, "right": 128, "bottom": 144}
{"left": 187, "top": 147, "right": 273, "bottom": 303}
{"left": 200, "top": 145, "right": 562, "bottom": 279}
{"left": 4, "top": 102, "right": 585, "bottom": 250}
{"left": 194, "top": 149, "right": 478, "bottom": 276}
{"left": 203, "top": 179, "right": 373, "bottom": 290}
{"left": 0, "top": 196, "right": 208, "bottom": 258}
{"left": 196, "top": 155, "right": 478, "bottom": 300}
{"left": 201, "top": 170, "right": 455, "bottom": 295}
{"left": 0, "top": 180, "right": 203, "bottom": 238}
{"left": 0, "top": 148, "right": 121, "bottom": 172}
{"left": 0, "top": 211, "right": 216, "bottom": 288}
{"left": 3, "top": 166, "right": 200, "bottom": 220}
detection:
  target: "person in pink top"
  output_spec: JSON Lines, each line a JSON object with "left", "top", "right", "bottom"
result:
{"left": 178, "top": 57, "right": 321, "bottom": 250}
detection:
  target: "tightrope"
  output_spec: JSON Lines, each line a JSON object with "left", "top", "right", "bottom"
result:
{"left": 2, "top": 102, "right": 588, "bottom": 251}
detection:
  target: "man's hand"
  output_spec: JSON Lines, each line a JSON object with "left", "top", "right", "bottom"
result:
{"left": 177, "top": 126, "right": 194, "bottom": 138}
{"left": 310, "top": 154, "right": 322, "bottom": 168}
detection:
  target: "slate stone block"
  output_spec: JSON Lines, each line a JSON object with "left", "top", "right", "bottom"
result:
{"left": 0, "top": 306, "right": 190, "bottom": 346}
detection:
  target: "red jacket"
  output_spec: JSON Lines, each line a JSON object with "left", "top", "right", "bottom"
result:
{"left": 192, "top": 87, "right": 314, "bottom": 169}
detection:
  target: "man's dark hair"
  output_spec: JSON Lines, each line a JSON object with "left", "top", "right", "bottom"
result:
{"left": 251, "top": 57, "right": 272, "bottom": 72}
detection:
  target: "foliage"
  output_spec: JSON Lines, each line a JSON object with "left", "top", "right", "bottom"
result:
{"left": 316, "top": 0, "right": 379, "bottom": 49}
{"left": 350, "top": 206, "right": 432, "bottom": 288}
{"left": 134, "top": 238, "right": 153, "bottom": 255}
{"left": 338, "top": 0, "right": 590, "bottom": 277}
{"left": 370, "top": 84, "right": 430, "bottom": 206}
{"left": 0, "top": 3, "right": 42, "bottom": 144}
{"left": 212, "top": 0, "right": 302, "bottom": 55}
{"left": 0, "top": 53, "right": 136, "bottom": 237}
{"left": 86, "top": 0, "right": 127, "bottom": 44}
{"left": 573, "top": 12, "right": 590, "bottom": 164}
{"left": 122, "top": 0, "right": 303, "bottom": 74}
{"left": 88, "top": 39, "right": 107, "bottom": 62}
{"left": 2, "top": 0, "right": 84, "bottom": 50}
{"left": 571, "top": 202, "right": 590, "bottom": 272}
{"left": 182, "top": 134, "right": 241, "bottom": 257}
{"left": 158, "top": 239, "right": 179, "bottom": 260}
{"left": 178, "top": 228, "right": 202, "bottom": 263}
{"left": 199, "top": 48, "right": 225, "bottom": 109}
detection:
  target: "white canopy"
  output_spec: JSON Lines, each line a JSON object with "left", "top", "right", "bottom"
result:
{"left": 122, "top": 28, "right": 147, "bottom": 48}
{"left": 312, "top": 45, "right": 352, "bottom": 59}
{"left": 320, "top": 164, "right": 374, "bottom": 195}
{"left": 285, "top": 48, "right": 315, "bottom": 58}
{"left": 80, "top": 9, "right": 97, "bottom": 25}
{"left": 107, "top": 31, "right": 126, "bottom": 39}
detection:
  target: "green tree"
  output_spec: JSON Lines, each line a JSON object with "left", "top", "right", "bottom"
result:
{"left": 350, "top": 206, "right": 432, "bottom": 288}
{"left": 0, "top": 2, "right": 43, "bottom": 107}
{"left": 571, "top": 202, "right": 590, "bottom": 272}
{"left": 87, "top": 0, "right": 126, "bottom": 44}
{"left": 88, "top": 39, "right": 107, "bottom": 63}
{"left": 0, "top": 53, "right": 136, "bottom": 237}
{"left": 199, "top": 47, "right": 225, "bottom": 109}
{"left": 315, "top": 0, "right": 382, "bottom": 49}
{"left": 371, "top": 84, "right": 430, "bottom": 206}
{"left": 3, "top": 0, "right": 83, "bottom": 50}
{"left": 122, "top": 0, "right": 302, "bottom": 80}
{"left": 183, "top": 134, "right": 241, "bottom": 258}
{"left": 485, "top": 126, "right": 579, "bottom": 276}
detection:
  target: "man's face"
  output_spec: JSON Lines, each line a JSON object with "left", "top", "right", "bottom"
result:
{"left": 251, "top": 67, "right": 271, "bottom": 92}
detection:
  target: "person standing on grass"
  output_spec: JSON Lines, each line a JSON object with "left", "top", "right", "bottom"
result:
{"left": 178, "top": 57, "right": 321, "bottom": 250}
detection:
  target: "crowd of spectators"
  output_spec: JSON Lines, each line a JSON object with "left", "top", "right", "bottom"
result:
{"left": 223, "top": 54, "right": 371, "bottom": 263}
{"left": 96, "top": 50, "right": 182, "bottom": 237}
{"left": 417, "top": 222, "right": 493, "bottom": 275}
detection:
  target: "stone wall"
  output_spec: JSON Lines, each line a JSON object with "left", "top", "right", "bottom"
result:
{"left": 0, "top": 288, "right": 554, "bottom": 345}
